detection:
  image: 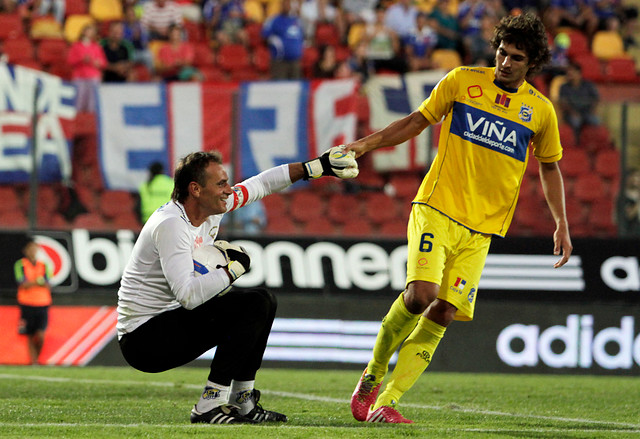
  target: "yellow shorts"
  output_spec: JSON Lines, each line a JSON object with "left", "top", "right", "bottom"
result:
{"left": 406, "top": 203, "right": 492, "bottom": 321}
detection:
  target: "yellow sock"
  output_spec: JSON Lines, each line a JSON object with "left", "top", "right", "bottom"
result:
{"left": 367, "top": 292, "right": 420, "bottom": 381}
{"left": 374, "top": 317, "right": 446, "bottom": 409}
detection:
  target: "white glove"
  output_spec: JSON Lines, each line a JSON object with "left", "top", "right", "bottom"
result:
{"left": 302, "top": 145, "right": 359, "bottom": 180}
{"left": 214, "top": 240, "right": 251, "bottom": 281}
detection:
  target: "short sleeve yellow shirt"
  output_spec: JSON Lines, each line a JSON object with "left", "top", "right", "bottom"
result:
{"left": 416, "top": 66, "right": 562, "bottom": 236}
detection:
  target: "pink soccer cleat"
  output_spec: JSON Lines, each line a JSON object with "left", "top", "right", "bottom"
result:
{"left": 365, "top": 405, "right": 414, "bottom": 424}
{"left": 350, "top": 369, "right": 382, "bottom": 422}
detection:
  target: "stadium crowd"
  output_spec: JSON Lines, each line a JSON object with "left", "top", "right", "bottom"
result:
{"left": 0, "top": 0, "right": 637, "bottom": 238}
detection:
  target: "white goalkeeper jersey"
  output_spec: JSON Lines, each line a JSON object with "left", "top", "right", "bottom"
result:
{"left": 116, "top": 164, "right": 292, "bottom": 339}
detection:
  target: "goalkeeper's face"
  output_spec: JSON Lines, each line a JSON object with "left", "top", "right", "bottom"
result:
{"left": 196, "top": 162, "right": 233, "bottom": 215}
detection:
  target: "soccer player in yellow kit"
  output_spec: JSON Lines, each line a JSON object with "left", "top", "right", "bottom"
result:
{"left": 346, "top": 13, "right": 573, "bottom": 423}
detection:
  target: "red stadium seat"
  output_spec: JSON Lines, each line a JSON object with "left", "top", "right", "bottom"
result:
{"left": 0, "top": 14, "right": 24, "bottom": 40}
{"left": 605, "top": 58, "right": 640, "bottom": 83}
{"left": 302, "top": 46, "right": 319, "bottom": 78}
{"left": 199, "top": 66, "right": 228, "bottom": 83}
{"left": 66, "top": 0, "right": 89, "bottom": 16}
{"left": 379, "top": 219, "right": 407, "bottom": 238}
{"left": 217, "top": 44, "right": 251, "bottom": 72}
{"left": 0, "top": 210, "right": 27, "bottom": 229}
{"left": 566, "top": 30, "right": 590, "bottom": 59}
{"left": 578, "top": 124, "right": 614, "bottom": 153}
{"left": 262, "top": 192, "right": 288, "bottom": 219}
{"left": 246, "top": 22, "right": 263, "bottom": 48}
{"left": 100, "top": 190, "right": 134, "bottom": 219}
{"left": 290, "top": 191, "right": 325, "bottom": 222}
{"left": 0, "top": 186, "right": 21, "bottom": 213}
{"left": 193, "top": 43, "right": 216, "bottom": 67}
{"left": 341, "top": 218, "right": 373, "bottom": 236}
{"left": 3, "top": 38, "right": 35, "bottom": 63}
{"left": 560, "top": 149, "right": 591, "bottom": 178}
{"left": 36, "top": 39, "right": 69, "bottom": 67}
{"left": 183, "top": 20, "right": 205, "bottom": 43}
{"left": 573, "top": 54, "right": 605, "bottom": 82}
{"left": 573, "top": 174, "right": 606, "bottom": 203}
{"left": 302, "top": 217, "right": 337, "bottom": 235}
{"left": 73, "top": 212, "right": 107, "bottom": 230}
{"left": 389, "top": 172, "right": 422, "bottom": 199}
{"left": 314, "top": 23, "right": 340, "bottom": 47}
{"left": 252, "top": 45, "right": 270, "bottom": 72}
{"left": 587, "top": 197, "right": 616, "bottom": 236}
{"left": 265, "top": 215, "right": 298, "bottom": 235}
{"left": 364, "top": 193, "right": 397, "bottom": 225}
{"left": 327, "top": 193, "right": 360, "bottom": 224}
{"left": 558, "top": 123, "right": 576, "bottom": 148}
{"left": 112, "top": 211, "right": 142, "bottom": 231}
{"left": 594, "top": 149, "right": 621, "bottom": 180}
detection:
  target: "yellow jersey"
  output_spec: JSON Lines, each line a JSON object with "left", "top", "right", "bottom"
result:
{"left": 416, "top": 66, "right": 562, "bottom": 236}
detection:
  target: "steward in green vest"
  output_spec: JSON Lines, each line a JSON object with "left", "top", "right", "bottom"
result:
{"left": 139, "top": 162, "right": 174, "bottom": 223}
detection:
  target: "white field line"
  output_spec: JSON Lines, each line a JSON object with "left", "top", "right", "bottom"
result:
{"left": 0, "top": 423, "right": 638, "bottom": 435}
{"left": 0, "top": 373, "right": 638, "bottom": 431}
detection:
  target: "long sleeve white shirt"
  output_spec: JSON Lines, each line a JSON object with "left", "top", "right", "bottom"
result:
{"left": 116, "top": 164, "right": 291, "bottom": 339}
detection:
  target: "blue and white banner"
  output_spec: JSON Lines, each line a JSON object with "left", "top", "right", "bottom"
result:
{"left": 364, "top": 70, "right": 445, "bottom": 172}
{"left": 96, "top": 78, "right": 359, "bottom": 190}
{"left": 0, "top": 63, "right": 76, "bottom": 183}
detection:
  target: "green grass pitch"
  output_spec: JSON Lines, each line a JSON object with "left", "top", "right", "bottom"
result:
{"left": 0, "top": 365, "right": 638, "bottom": 438}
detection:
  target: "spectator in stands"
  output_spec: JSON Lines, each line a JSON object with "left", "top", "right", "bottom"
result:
{"left": 347, "top": 40, "right": 374, "bottom": 82}
{"left": 141, "top": 0, "right": 184, "bottom": 41}
{"left": 262, "top": 0, "right": 305, "bottom": 80}
{"left": 404, "top": 12, "right": 438, "bottom": 71}
{"left": 619, "top": 167, "right": 640, "bottom": 236}
{"left": 138, "top": 161, "right": 174, "bottom": 224}
{"left": 19, "top": 0, "right": 65, "bottom": 24}
{"left": 428, "top": 0, "right": 462, "bottom": 53}
{"left": 122, "top": 5, "right": 155, "bottom": 74}
{"left": 300, "top": 0, "right": 343, "bottom": 43}
{"left": 202, "top": 0, "right": 248, "bottom": 47}
{"left": 312, "top": 44, "right": 339, "bottom": 78}
{"left": 14, "top": 238, "right": 52, "bottom": 365}
{"left": 543, "top": 0, "right": 598, "bottom": 39}
{"left": 384, "top": 0, "right": 418, "bottom": 42}
{"left": 558, "top": 62, "right": 600, "bottom": 141}
{"left": 363, "top": 5, "right": 407, "bottom": 73}
{"left": 341, "top": 0, "right": 377, "bottom": 28}
{"left": 157, "top": 23, "right": 203, "bottom": 81}
{"left": 101, "top": 21, "right": 135, "bottom": 83}
{"left": 467, "top": 15, "right": 498, "bottom": 66}
{"left": 221, "top": 198, "right": 267, "bottom": 236}
{"left": 67, "top": 23, "right": 107, "bottom": 113}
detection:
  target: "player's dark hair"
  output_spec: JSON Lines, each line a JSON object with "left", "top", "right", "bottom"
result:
{"left": 172, "top": 151, "right": 223, "bottom": 203}
{"left": 490, "top": 12, "right": 551, "bottom": 75}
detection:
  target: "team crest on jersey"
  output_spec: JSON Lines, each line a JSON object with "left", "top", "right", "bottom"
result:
{"left": 519, "top": 104, "right": 533, "bottom": 122}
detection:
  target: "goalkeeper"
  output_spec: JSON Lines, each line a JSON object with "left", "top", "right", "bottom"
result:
{"left": 347, "top": 13, "right": 573, "bottom": 424}
{"left": 117, "top": 149, "right": 357, "bottom": 424}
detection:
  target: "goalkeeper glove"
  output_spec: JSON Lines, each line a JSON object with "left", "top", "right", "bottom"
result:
{"left": 214, "top": 240, "right": 251, "bottom": 281}
{"left": 302, "top": 145, "right": 359, "bottom": 180}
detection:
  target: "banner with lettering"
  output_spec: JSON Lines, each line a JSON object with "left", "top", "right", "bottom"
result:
{"left": 0, "top": 63, "right": 76, "bottom": 183}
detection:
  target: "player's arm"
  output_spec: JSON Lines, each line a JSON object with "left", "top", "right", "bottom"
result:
{"left": 539, "top": 161, "right": 573, "bottom": 268}
{"left": 343, "top": 110, "right": 431, "bottom": 158}
{"left": 226, "top": 147, "right": 358, "bottom": 212}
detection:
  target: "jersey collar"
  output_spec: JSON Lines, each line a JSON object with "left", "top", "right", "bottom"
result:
{"left": 493, "top": 79, "right": 520, "bottom": 94}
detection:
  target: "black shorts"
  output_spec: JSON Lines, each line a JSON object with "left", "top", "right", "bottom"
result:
{"left": 19, "top": 305, "right": 49, "bottom": 335}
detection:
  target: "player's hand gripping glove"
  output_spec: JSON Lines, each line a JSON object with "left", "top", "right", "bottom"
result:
{"left": 214, "top": 240, "right": 251, "bottom": 282}
{"left": 302, "top": 145, "right": 359, "bottom": 180}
